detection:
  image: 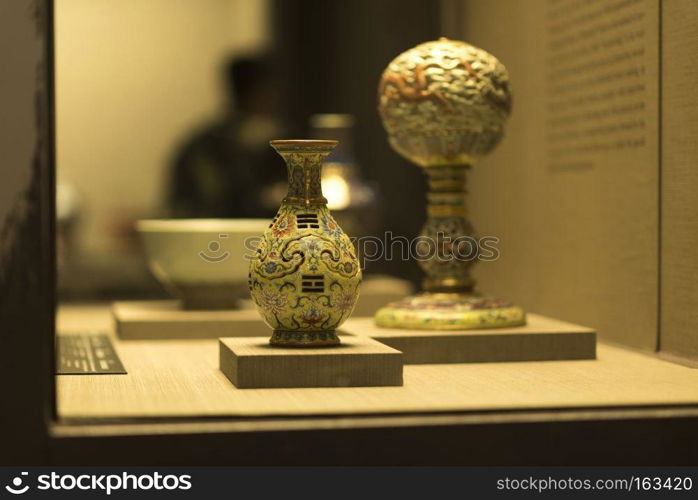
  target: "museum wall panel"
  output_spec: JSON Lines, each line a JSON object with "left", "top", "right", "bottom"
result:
{"left": 660, "top": 0, "right": 698, "bottom": 363}
{"left": 461, "top": 0, "right": 660, "bottom": 350}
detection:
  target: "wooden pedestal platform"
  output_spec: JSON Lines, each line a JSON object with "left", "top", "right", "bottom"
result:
{"left": 342, "top": 314, "right": 596, "bottom": 364}
{"left": 113, "top": 300, "right": 268, "bottom": 340}
{"left": 219, "top": 335, "right": 403, "bottom": 388}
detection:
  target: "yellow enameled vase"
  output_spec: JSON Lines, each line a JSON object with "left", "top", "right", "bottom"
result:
{"left": 248, "top": 140, "right": 362, "bottom": 346}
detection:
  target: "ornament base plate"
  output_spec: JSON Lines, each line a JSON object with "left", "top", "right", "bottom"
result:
{"left": 345, "top": 313, "right": 596, "bottom": 364}
{"left": 219, "top": 335, "right": 403, "bottom": 388}
{"left": 374, "top": 292, "right": 526, "bottom": 330}
{"left": 113, "top": 300, "right": 268, "bottom": 340}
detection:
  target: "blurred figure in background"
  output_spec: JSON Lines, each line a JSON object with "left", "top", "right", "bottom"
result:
{"left": 167, "top": 54, "right": 285, "bottom": 218}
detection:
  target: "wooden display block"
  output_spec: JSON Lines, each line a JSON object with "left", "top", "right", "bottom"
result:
{"left": 219, "top": 335, "right": 403, "bottom": 388}
{"left": 342, "top": 314, "right": 596, "bottom": 364}
{"left": 113, "top": 300, "right": 268, "bottom": 340}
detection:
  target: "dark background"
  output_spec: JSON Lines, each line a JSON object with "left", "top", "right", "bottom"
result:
{"left": 272, "top": 0, "right": 441, "bottom": 283}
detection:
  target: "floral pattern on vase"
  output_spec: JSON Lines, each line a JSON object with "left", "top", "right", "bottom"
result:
{"left": 249, "top": 140, "right": 362, "bottom": 346}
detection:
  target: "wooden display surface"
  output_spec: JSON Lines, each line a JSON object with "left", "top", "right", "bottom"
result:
{"left": 219, "top": 336, "right": 403, "bottom": 388}
{"left": 343, "top": 314, "right": 596, "bottom": 364}
{"left": 56, "top": 305, "right": 698, "bottom": 420}
{"left": 113, "top": 300, "right": 268, "bottom": 339}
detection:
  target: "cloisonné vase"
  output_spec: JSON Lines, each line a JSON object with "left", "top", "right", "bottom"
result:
{"left": 249, "top": 140, "right": 362, "bottom": 346}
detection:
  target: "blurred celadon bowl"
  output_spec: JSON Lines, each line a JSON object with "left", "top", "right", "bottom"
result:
{"left": 137, "top": 218, "right": 268, "bottom": 309}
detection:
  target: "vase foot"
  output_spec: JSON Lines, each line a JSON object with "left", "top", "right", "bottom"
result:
{"left": 374, "top": 292, "right": 526, "bottom": 330}
{"left": 270, "top": 330, "right": 340, "bottom": 347}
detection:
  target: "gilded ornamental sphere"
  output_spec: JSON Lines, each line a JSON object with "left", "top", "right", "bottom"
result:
{"left": 377, "top": 37, "right": 512, "bottom": 167}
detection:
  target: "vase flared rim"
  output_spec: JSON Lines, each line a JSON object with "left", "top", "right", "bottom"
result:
{"left": 270, "top": 139, "right": 338, "bottom": 152}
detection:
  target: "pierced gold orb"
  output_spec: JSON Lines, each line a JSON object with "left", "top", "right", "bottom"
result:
{"left": 378, "top": 37, "right": 512, "bottom": 167}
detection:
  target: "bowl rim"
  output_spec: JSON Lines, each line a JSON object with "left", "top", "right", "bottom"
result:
{"left": 136, "top": 218, "right": 269, "bottom": 233}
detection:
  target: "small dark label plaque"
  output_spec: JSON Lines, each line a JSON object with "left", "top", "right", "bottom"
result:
{"left": 56, "top": 334, "right": 127, "bottom": 375}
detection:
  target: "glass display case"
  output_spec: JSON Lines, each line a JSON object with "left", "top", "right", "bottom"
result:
{"left": 2, "top": 0, "right": 698, "bottom": 466}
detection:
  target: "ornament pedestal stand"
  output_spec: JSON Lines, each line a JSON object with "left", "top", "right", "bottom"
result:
{"left": 374, "top": 164, "right": 526, "bottom": 330}
{"left": 345, "top": 315, "right": 596, "bottom": 365}
{"left": 374, "top": 38, "right": 529, "bottom": 332}
{"left": 370, "top": 38, "right": 596, "bottom": 361}
{"left": 219, "top": 335, "right": 403, "bottom": 388}
{"left": 113, "top": 301, "right": 268, "bottom": 340}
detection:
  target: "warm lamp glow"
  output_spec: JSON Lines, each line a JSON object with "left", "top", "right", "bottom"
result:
{"left": 322, "top": 174, "right": 350, "bottom": 210}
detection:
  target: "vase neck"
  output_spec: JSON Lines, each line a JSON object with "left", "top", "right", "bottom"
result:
{"left": 271, "top": 140, "right": 337, "bottom": 207}
{"left": 282, "top": 153, "right": 327, "bottom": 206}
